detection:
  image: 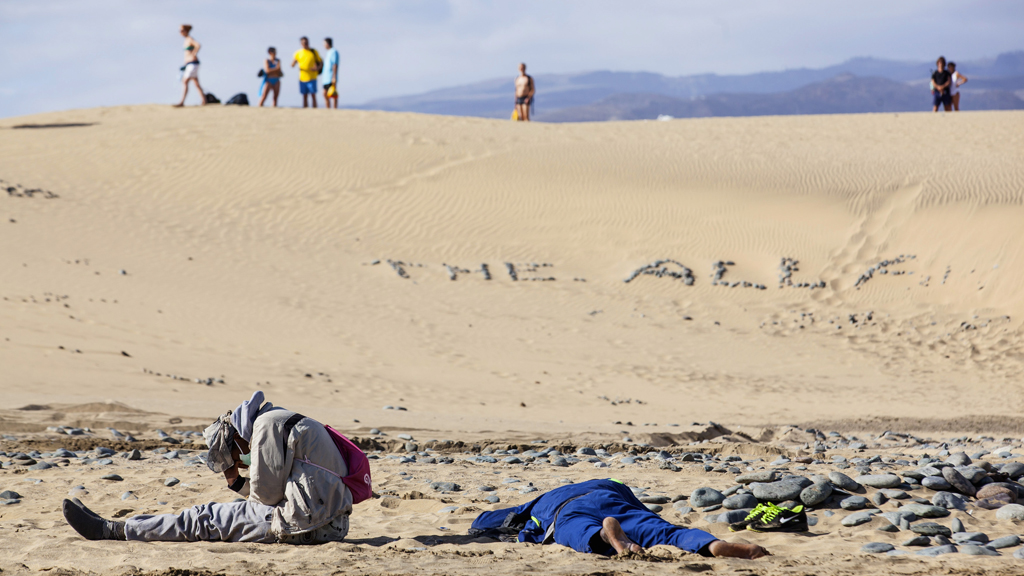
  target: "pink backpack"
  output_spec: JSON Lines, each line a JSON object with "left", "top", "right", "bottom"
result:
{"left": 324, "top": 425, "right": 373, "bottom": 504}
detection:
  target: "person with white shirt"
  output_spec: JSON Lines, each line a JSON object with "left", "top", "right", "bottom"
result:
{"left": 948, "top": 62, "right": 968, "bottom": 112}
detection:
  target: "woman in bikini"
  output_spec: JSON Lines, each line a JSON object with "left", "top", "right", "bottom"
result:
{"left": 259, "top": 47, "right": 283, "bottom": 107}
{"left": 174, "top": 24, "right": 206, "bottom": 107}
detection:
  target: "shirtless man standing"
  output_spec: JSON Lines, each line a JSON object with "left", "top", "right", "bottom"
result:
{"left": 174, "top": 24, "right": 206, "bottom": 107}
{"left": 514, "top": 63, "right": 535, "bottom": 121}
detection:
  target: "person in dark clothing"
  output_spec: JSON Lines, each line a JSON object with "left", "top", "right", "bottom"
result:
{"left": 470, "top": 479, "right": 770, "bottom": 559}
{"left": 931, "top": 56, "right": 952, "bottom": 112}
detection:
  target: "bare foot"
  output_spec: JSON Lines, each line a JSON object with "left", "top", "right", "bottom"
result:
{"left": 600, "top": 517, "right": 643, "bottom": 554}
{"left": 172, "top": 103, "right": 184, "bottom": 108}
{"left": 708, "top": 540, "right": 771, "bottom": 559}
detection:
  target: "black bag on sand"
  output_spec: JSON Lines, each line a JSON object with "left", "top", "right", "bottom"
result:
{"left": 204, "top": 93, "right": 221, "bottom": 104}
{"left": 225, "top": 93, "right": 249, "bottom": 106}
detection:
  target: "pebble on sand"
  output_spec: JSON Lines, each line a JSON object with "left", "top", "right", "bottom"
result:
{"left": 164, "top": 477, "right": 180, "bottom": 487}
{"left": 689, "top": 487, "right": 725, "bottom": 508}
{"left": 960, "top": 544, "right": 999, "bottom": 556}
{"left": 995, "top": 504, "right": 1024, "bottom": 521}
{"left": 855, "top": 474, "right": 901, "bottom": 489}
{"left": 861, "top": 542, "right": 894, "bottom": 554}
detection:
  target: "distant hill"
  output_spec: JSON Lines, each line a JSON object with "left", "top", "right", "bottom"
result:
{"left": 539, "top": 75, "right": 1024, "bottom": 122}
{"left": 352, "top": 50, "right": 1024, "bottom": 120}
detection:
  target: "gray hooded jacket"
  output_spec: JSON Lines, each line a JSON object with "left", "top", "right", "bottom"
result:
{"left": 233, "top": 404, "right": 352, "bottom": 536}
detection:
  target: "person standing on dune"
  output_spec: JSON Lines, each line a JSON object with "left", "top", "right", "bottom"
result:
{"left": 514, "top": 63, "right": 535, "bottom": 121}
{"left": 174, "top": 24, "right": 206, "bottom": 107}
{"left": 948, "top": 62, "right": 968, "bottom": 112}
{"left": 62, "top": 391, "right": 370, "bottom": 544}
{"left": 292, "top": 37, "right": 322, "bottom": 108}
{"left": 321, "top": 37, "right": 340, "bottom": 109}
{"left": 930, "top": 56, "right": 952, "bottom": 113}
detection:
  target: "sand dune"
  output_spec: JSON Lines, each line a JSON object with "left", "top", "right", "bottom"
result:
{"left": 1, "top": 106, "right": 1024, "bottom": 574}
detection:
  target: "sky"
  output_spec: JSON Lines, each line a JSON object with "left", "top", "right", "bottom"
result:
{"left": 1, "top": 0, "right": 1022, "bottom": 117}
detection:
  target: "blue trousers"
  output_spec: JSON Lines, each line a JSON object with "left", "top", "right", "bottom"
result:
{"left": 553, "top": 489, "right": 718, "bottom": 555}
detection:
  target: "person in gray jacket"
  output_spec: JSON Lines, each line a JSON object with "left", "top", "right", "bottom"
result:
{"left": 62, "top": 391, "right": 353, "bottom": 544}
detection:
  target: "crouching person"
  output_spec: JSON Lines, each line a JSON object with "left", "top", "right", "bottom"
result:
{"left": 63, "top": 391, "right": 360, "bottom": 544}
{"left": 470, "top": 479, "right": 769, "bottom": 559}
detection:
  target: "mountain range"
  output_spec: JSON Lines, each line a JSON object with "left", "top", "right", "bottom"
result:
{"left": 354, "top": 51, "right": 1024, "bottom": 121}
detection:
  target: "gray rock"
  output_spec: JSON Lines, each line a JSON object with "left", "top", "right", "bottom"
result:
{"left": 0, "top": 490, "right": 21, "bottom": 500}
{"left": 952, "top": 532, "right": 988, "bottom": 543}
{"left": 903, "top": 535, "right": 930, "bottom": 546}
{"left": 101, "top": 474, "right": 123, "bottom": 481}
{"left": 640, "top": 496, "right": 671, "bottom": 505}
{"left": 702, "top": 504, "right": 722, "bottom": 512}
{"left": 947, "top": 452, "right": 972, "bottom": 466}
{"left": 829, "top": 471, "right": 861, "bottom": 491}
{"left": 801, "top": 483, "right": 832, "bottom": 507}
{"left": 439, "top": 506, "right": 459, "bottom": 513}
{"left": 674, "top": 505, "right": 693, "bottom": 515}
{"left": 916, "top": 544, "right": 957, "bottom": 556}
{"left": 995, "top": 503, "right": 1024, "bottom": 521}
{"left": 882, "top": 510, "right": 918, "bottom": 525}
{"left": 120, "top": 491, "right": 137, "bottom": 501}
{"left": 164, "top": 477, "right": 180, "bottom": 487}
{"left": 856, "top": 474, "right": 901, "bottom": 488}
{"left": 486, "top": 495, "right": 500, "bottom": 504}
{"left": 932, "top": 491, "right": 968, "bottom": 510}
{"left": 690, "top": 487, "right": 725, "bottom": 508}
{"left": 871, "top": 492, "right": 888, "bottom": 507}
{"left": 519, "top": 486, "right": 538, "bottom": 494}
{"left": 431, "top": 482, "right": 460, "bottom": 492}
{"left": 840, "top": 496, "right": 870, "bottom": 510}
{"left": 861, "top": 542, "right": 894, "bottom": 553}
{"left": 1001, "top": 462, "right": 1024, "bottom": 479}
{"left": 1014, "top": 546, "right": 1024, "bottom": 559}
{"left": 901, "top": 503, "right": 951, "bottom": 518}
{"left": 716, "top": 508, "right": 753, "bottom": 524}
{"left": 942, "top": 467, "right": 976, "bottom": 496}
{"left": 28, "top": 462, "right": 53, "bottom": 470}
{"left": 752, "top": 480, "right": 805, "bottom": 502}
{"left": 876, "top": 523, "right": 899, "bottom": 533}
{"left": 645, "top": 504, "right": 663, "bottom": 513}
{"left": 503, "top": 456, "right": 523, "bottom": 464}
{"left": 550, "top": 457, "right": 569, "bottom": 467}
{"left": 951, "top": 518, "right": 965, "bottom": 533}
{"left": 723, "top": 494, "right": 758, "bottom": 509}
{"left": 912, "top": 522, "right": 952, "bottom": 536}
{"left": 736, "top": 470, "right": 778, "bottom": 484}
{"left": 841, "top": 511, "right": 875, "bottom": 527}
{"left": 961, "top": 544, "right": 999, "bottom": 556}
{"left": 922, "top": 476, "right": 952, "bottom": 491}
{"left": 397, "top": 434, "right": 413, "bottom": 441}
{"left": 880, "top": 489, "right": 908, "bottom": 499}
{"left": 989, "top": 535, "right": 1021, "bottom": 549}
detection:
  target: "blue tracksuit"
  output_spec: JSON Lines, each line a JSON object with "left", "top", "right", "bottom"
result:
{"left": 470, "top": 479, "right": 718, "bottom": 555}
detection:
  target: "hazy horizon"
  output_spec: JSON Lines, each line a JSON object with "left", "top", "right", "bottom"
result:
{"left": 2, "top": 0, "right": 1023, "bottom": 118}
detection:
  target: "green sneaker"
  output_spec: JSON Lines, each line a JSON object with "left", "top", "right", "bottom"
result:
{"left": 746, "top": 503, "right": 808, "bottom": 533}
{"left": 727, "top": 503, "right": 776, "bottom": 532}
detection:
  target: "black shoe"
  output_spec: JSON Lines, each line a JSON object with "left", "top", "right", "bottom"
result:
{"left": 746, "top": 504, "right": 808, "bottom": 533}
{"left": 62, "top": 499, "right": 126, "bottom": 540}
{"left": 727, "top": 503, "right": 772, "bottom": 532}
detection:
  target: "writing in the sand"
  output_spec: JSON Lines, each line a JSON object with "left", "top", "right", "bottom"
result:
{"left": 370, "top": 255, "right": 916, "bottom": 290}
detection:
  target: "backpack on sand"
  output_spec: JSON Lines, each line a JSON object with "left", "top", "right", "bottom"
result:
{"left": 204, "top": 93, "right": 221, "bottom": 104}
{"left": 225, "top": 93, "right": 249, "bottom": 106}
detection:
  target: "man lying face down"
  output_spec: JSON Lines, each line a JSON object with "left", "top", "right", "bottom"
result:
{"left": 62, "top": 391, "right": 353, "bottom": 544}
{"left": 470, "top": 479, "right": 770, "bottom": 559}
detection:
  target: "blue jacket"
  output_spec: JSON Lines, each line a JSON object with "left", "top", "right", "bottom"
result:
{"left": 471, "top": 478, "right": 633, "bottom": 543}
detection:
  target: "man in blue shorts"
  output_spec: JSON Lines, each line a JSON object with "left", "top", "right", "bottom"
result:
{"left": 292, "top": 36, "right": 322, "bottom": 108}
{"left": 470, "top": 479, "right": 770, "bottom": 559}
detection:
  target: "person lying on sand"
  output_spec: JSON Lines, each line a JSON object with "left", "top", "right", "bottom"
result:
{"left": 470, "top": 479, "right": 770, "bottom": 559}
{"left": 62, "top": 391, "right": 355, "bottom": 544}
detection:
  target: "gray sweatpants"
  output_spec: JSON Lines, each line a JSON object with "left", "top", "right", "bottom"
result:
{"left": 125, "top": 500, "right": 277, "bottom": 543}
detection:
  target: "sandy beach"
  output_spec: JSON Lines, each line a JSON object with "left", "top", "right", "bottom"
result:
{"left": 2, "top": 106, "right": 1024, "bottom": 575}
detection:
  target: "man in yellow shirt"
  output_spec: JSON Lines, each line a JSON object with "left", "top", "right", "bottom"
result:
{"left": 291, "top": 37, "right": 322, "bottom": 108}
